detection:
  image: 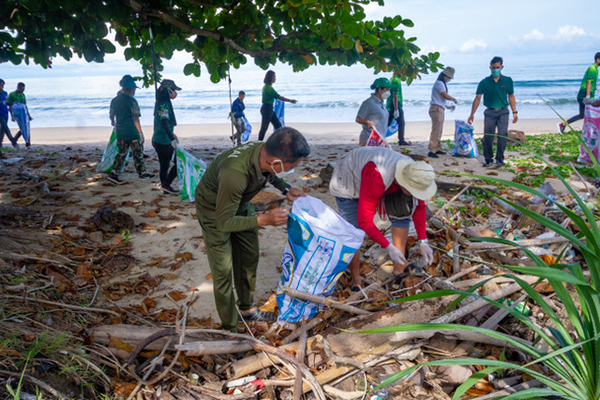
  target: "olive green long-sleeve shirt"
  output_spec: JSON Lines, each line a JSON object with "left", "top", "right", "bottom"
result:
{"left": 195, "top": 142, "right": 288, "bottom": 232}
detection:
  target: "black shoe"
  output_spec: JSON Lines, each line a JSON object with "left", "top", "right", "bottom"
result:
{"left": 162, "top": 185, "right": 178, "bottom": 195}
{"left": 107, "top": 173, "right": 124, "bottom": 184}
{"left": 398, "top": 140, "right": 410, "bottom": 146}
{"left": 139, "top": 173, "right": 156, "bottom": 180}
{"left": 436, "top": 150, "right": 446, "bottom": 155}
{"left": 143, "top": 153, "right": 150, "bottom": 159}
{"left": 239, "top": 308, "right": 276, "bottom": 322}
{"left": 427, "top": 152, "right": 439, "bottom": 158}
{"left": 483, "top": 161, "right": 493, "bottom": 167}
{"left": 350, "top": 285, "right": 361, "bottom": 292}
{"left": 25, "top": 142, "right": 31, "bottom": 147}
{"left": 496, "top": 160, "right": 505, "bottom": 167}
{"left": 557, "top": 122, "right": 566, "bottom": 134}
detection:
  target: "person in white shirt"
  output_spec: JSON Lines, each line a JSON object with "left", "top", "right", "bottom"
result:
{"left": 427, "top": 67, "right": 457, "bottom": 158}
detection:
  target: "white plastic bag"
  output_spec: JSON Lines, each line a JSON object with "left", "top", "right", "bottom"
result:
{"left": 452, "top": 120, "right": 479, "bottom": 158}
{"left": 277, "top": 196, "right": 365, "bottom": 323}
{"left": 96, "top": 128, "right": 129, "bottom": 173}
{"left": 175, "top": 148, "right": 207, "bottom": 202}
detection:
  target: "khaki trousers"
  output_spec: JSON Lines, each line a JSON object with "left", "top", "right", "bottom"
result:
{"left": 428, "top": 104, "right": 445, "bottom": 153}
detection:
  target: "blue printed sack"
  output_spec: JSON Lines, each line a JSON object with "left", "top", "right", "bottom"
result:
{"left": 273, "top": 99, "right": 285, "bottom": 131}
{"left": 241, "top": 117, "right": 252, "bottom": 142}
{"left": 386, "top": 119, "right": 398, "bottom": 137}
{"left": 452, "top": 120, "right": 479, "bottom": 158}
{"left": 277, "top": 196, "right": 365, "bottom": 323}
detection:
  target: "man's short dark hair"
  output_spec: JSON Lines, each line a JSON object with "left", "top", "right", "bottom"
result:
{"left": 17, "top": 82, "right": 25, "bottom": 87}
{"left": 0, "top": 79, "right": 4, "bottom": 84}
{"left": 595, "top": 52, "right": 600, "bottom": 62}
{"left": 264, "top": 127, "right": 310, "bottom": 163}
{"left": 490, "top": 56, "right": 503, "bottom": 65}
{"left": 239, "top": 91, "right": 245, "bottom": 96}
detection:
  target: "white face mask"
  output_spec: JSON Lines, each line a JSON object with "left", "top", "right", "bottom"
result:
{"left": 271, "top": 160, "right": 295, "bottom": 178}
{"left": 381, "top": 90, "right": 391, "bottom": 99}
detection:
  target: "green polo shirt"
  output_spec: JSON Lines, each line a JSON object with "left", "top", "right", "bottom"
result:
{"left": 111, "top": 92, "right": 141, "bottom": 141}
{"left": 152, "top": 101, "right": 175, "bottom": 145}
{"left": 262, "top": 84, "right": 280, "bottom": 105}
{"left": 386, "top": 76, "right": 403, "bottom": 112}
{"left": 577, "top": 64, "right": 598, "bottom": 100}
{"left": 476, "top": 75, "right": 514, "bottom": 109}
{"left": 7, "top": 91, "right": 26, "bottom": 105}
{"left": 195, "top": 142, "right": 288, "bottom": 232}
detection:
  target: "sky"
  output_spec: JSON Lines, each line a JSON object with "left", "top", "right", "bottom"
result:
{"left": 1, "top": 0, "right": 599, "bottom": 79}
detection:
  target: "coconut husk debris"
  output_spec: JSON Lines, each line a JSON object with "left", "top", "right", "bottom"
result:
{"left": 0, "top": 148, "right": 594, "bottom": 399}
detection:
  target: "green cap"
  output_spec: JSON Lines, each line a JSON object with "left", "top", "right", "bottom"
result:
{"left": 370, "top": 77, "right": 392, "bottom": 90}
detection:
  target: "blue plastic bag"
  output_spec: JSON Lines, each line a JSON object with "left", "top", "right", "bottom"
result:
{"left": 386, "top": 119, "right": 398, "bottom": 137}
{"left": 452, "top": 120, "right": 479, "bottom": 158}
{"left": 273, "top": 99, "right": 285, "bottom": 131}
{"left": 277, "top": 196, "right": 365, "bottom": 323}
{"left": 241, "top": 117, "right": 252, "bottom": 142}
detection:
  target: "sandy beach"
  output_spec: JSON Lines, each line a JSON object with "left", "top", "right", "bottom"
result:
{"left": 1, "top": 117, "right": 583, "bottom": 325}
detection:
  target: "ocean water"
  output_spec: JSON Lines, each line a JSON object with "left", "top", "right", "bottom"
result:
{"left": 4, "top": 58, "right": 597, "bottom": 129}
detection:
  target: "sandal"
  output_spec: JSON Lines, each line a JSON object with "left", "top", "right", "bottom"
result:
{"left": 239, "top": 308, "right": 276, "bottom": 322}
{"left": 350, "top": 285, "right": 361, "bottom": 292}
{"left": 393, "top": 263, "right": 425, "bottom": 280}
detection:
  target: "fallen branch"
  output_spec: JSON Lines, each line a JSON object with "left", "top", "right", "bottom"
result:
{"left": 0, "top": 369, "right": 69, "bottom": 399}
{"left": 435, "top": 184, "right": 471, "bottom": 218}
{"left": 280, "top": 287, "right": 371, "bottom": 316}
{"left": 392, "top": 328, "right": 532, "bottom": 349}
{"left": 293, "top": 319, "right": 308, "bottom": 400}
{"left": 467, "top": 236, "right": 581, "bottom": 251}
{"left": 0, "top": 294, "right": 120, "bottom": 317}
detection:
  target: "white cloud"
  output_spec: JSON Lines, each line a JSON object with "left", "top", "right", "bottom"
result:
{"left": 418, "top": 44, "right": 449, "bottom": 55}
{"left": 557, "top": 25, "right": 586, "bottom": 38}
{"left": 459, "top": 39, "right": 487, "bottom": 53}
{"left": 523, "top": 29, "right": 544, "bottom": 41}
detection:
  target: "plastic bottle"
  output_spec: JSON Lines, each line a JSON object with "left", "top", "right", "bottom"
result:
{"left": 499, "top": 298, "right": 530, "bottom": 316}
{"left": 370, "top": 389, "right": 389, "bottom": 400}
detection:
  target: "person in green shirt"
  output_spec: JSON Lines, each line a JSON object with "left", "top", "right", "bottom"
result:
{"left": 386, "top": 73, "right": 408, "bottom": 145}
{"left": 468, "top": 56, "right": 518, "bottom": 167}
{"left": 195, "top": 127, "right": 309, "bottom": 332}
{"left": 558, "top": 52, "right": 600, "bottom": 134}
{"left": 152, "top": 79, "right": 182, "bottom": 195}
{"left": 8, "top": 82, "right": 32, "bottom": 147}
{"left": 107, "top": 75, "right": 155, "bottom": 184}
{"left": 257, "top": 70, "right": 297, "bottom": 141}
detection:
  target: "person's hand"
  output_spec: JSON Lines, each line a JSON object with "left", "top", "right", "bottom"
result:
{"left": 290, "top": 99, "right": 298, "bottom": 104}
{"left": 286, "top": 187, "right": 306, "bottom": 201}
{"left": 418, "top": 242, "right": 434, "bottom": 265}
{"left": 386, "top": 244, "right": 406, "bottom": 265}
{"left": 171, "top": 139, "right": 179, "bottom": 149}
{"left": 513, "top": 113, "right": 519, "bottom": 124}
{"left": 10, "top": 115, "right": 16, "bottom": 122}
{"left": 446, "top": 104, "right": 456, "bottom": 111}
{"left": 258, "top": 208, "right": 289, "bottom": 227}
{"left": 583, "top": 96, "right": 592, "bottom": 105}
{"left": 467, "top": 115, "right": 474, "bottom": 125}
{"left": 366, "top": 120, "right": 375, "bottom": 129}
{"left": 28, "top": 116, "right": 33, "bottom": 121}
{"left": 393, "top": 110, "right": 400, "bottom": 119}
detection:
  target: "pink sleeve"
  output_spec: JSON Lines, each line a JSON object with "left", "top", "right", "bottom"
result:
{"left": 357, "top": 162, "right": 390, "bottom": 248}
{"left": 412, "top": 200, "right": 427, "bottom": 240}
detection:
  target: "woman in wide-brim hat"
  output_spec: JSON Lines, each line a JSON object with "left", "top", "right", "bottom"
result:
{"left": 329, "top": 146, "right": 437, "bottom": 290}
{"left": 356, "top": 77, "right": 392, "bottom": 146}
{"left": 427, "top": 66, "right": 457, "bottom": 158}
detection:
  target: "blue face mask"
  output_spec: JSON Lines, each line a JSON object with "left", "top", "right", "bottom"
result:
{"left": 491, "top": 68, "right": 501, "bottom": 77}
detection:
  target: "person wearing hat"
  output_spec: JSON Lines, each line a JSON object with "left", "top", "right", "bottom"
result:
{"left": 427, "top": 67, "right": 457, "bottom": 158}
{"left": 330, "top": 147, "right": 436, "bottom": 290}
{"left": 107, "top": 75, "right": 155, "bottom": 184}
{"left": 356, "top": 77, "right": 391, "bottom": 146}
{"left": 152, "top": 79, "right": 182, "bottom": 194}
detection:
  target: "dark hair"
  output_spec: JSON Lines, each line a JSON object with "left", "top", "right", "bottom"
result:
{"left": 436, "top": 72, "right": 448, "bottom": 91}
{"left": 239, "top": 90, "right": 245, "bottom": 96}
{"left": 0, "top": 79, "right": 4, "bottom": 84}
{"left": 595, "top": 52, "right": 600, "bottom": 62}
{"left": 264, "top": 127, "right": 310, "bottom": 163}
{"left": 490, "top": 56, "right": 503, "bottom": 66}
{"left": 17, "top": 82, "right": 25, "bottom": 87}
{"left": 154, "top": 86, "right": 175, "bottom": 122}
{"left": 264, "top": 70, "right": 276, "bottom": 85}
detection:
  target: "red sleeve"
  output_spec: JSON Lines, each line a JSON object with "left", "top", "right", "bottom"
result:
{"left": 357, "top": 162, "right": 390, "bottom": 248}
{"left": 412, "top": 200, "right": 427, "bottom": 240}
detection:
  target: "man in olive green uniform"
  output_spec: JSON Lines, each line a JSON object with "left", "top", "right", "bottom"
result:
{"left": 195, "top": 127, "right": 310, "bottom": 332}
{"left": 468, "top": 56, "right": 518, "bottom": 167}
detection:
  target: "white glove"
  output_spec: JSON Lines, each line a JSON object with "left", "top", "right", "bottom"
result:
{"left": 171, "top": 139, "right": 179, "bottom": 149}
{"left": 418, "top": 241, "right": 434, "bottom": 265}
{"left": 386, "top": 244, "right": 406, "bottom": 265}
{"left": 583, "top": 96, "right": 592, "bottom": 105}
{"left": 393, "top": 110, "right": 400, "bottom": 119}
{"left": 446, "top": 104, "right": 456, "bottom": 111}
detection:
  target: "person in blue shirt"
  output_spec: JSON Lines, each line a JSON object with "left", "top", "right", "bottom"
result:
{"left": 231, "top": 91, "right": 246, "bottom": 146}
{"left": 0, "top": 79, "right": 17, "bottom": 149}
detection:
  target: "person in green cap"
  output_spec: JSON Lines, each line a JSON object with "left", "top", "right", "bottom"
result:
{"left": 558, "top": 52, "right": 600, "bottom": 134}
{"left": 195, "top": 127, "right": 310, "bottom": 332}
{"left": 356, "top": 77, "right": 391, "bottom": 146}
{"left": 387, "top": 72, "right": 408, "bottom": 146}
{"left": 152, "top": 79, "right": 182, "bottom": 195}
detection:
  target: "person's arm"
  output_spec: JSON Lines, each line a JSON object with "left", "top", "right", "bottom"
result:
{"left": 441, "top": 91, "right": 457, "bottom": 103}
{"left": 468, "top": 94, "right": 482, "bottom": 125}
{"left": 279, "top": 96, "right": 297, "bottom": 104}
{"left": 161, "top": 119, "right": 176, "bottom": 141}
{"left": 586, "top": 80, "right": 592, "bottom": 98}
{"left": 157, "top": 104, "right": 176, "bottom": 141}
{"left": 357, "top": 162, "right": 390, "bottom": 248}
{"left": 412, "top": 200, "right": 427, "bottom": 240}
{"left": 8, "top": 103, "right": 14, "bottom": 121}
{"left": 133, "top": 116, "right": 143, "bottom": 137}
{"left": 356, "top": 100, "right": 375, "bottom": 129}
{"left": 25, "top": 105, "right": 32, "bottom": 120}
{"left": 509, "top": 94, "right": 518, "bottom": 123}
{"left": 355, "top": 115, "right": 375, "bottom": 129}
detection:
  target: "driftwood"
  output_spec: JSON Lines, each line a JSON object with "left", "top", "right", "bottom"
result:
{"left": 391, "top": 329, "right": 531, "bottom": 349}
{"left": 280, "top": 287, "right": 371, "bottom": 316}
{"left": 175, "top": 340, "right": 255, "bottom": 356}
{"left": 467, "top": 236, "right": 582, "bottom": 251}
{"left": 293, "top": 319, "right": 308, "bottom": 400}
{"left": 453, "top": 275, "right": 539, "bottom": 290}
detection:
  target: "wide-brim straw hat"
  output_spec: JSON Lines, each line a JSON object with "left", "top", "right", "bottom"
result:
{"left": 394, "top": 159, "right": 437, "bottom": 200}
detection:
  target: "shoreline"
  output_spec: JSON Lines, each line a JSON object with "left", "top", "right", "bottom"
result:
{"left": 20, "top": 118, "right": 563, "bottom": 146}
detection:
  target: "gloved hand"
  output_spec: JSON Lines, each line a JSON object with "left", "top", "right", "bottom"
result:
{"left": 290, "top": 99, "right": 298, "bottom": 104}
{"left": 583, "top": 96, "right": 592, "bottom": 105}
{"left": 386, "top": 244, "right": 406, "bottom": 265}
{"left": 171, "top": 139, "right": 179, "bottom": 149}
{"left": 418, "top": 241, "right": 434, "bottom": 265}
{"left": 446, "top": 104, "right": 456, "bottom": 111}
{"left": 393, "top": 109, "right": 400, "bottom": 119}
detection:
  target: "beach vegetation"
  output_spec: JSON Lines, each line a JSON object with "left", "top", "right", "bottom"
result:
{"left": 1, "top": 0, "right": 442, "bottom": 84}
